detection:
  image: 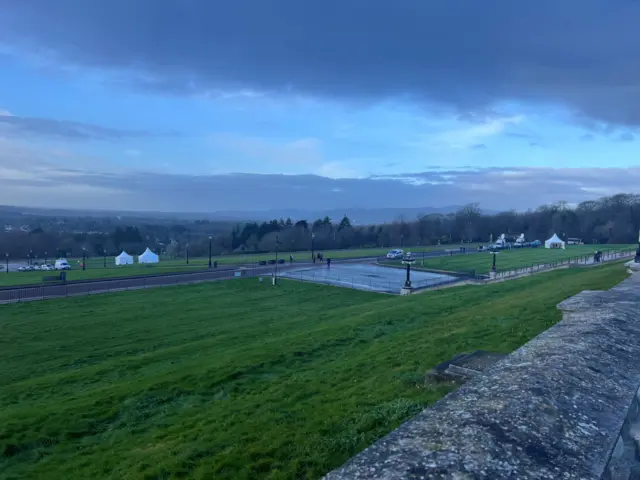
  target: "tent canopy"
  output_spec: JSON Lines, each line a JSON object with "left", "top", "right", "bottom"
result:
{"left": 545, "top": 233, "right": 566, "bottom": 249}
{"left": 115, "top": 251, "right": 133, "bottom": 265}
{"left": 138, "top": 247, "right": 159, "bottom": 264}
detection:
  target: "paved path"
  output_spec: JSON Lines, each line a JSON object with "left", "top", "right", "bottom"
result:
{"left": 0, "top": 264, "right": 303, "bottom": 304}
{"left": 0, "top": 249, "right": 477, "bottom": 304}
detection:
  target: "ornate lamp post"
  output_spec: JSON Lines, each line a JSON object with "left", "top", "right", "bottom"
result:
{"left": 104, "top": 249, "right": 107, "bottom": 268}
{"left": 208, "top": 235, "right": 213, "bottom": 268}
{"left": 490, "top": 250, "right": 500, "bottom": 278}
{"left": 186, "top": 244, "right": 189, "bottom": 265}
{"left": 82, "top": 247, "right": 87, "bottom": 271}
{"left": 5, "top": 253, "right": 8, "bottom": 273}
{"left": 402, "top": 252, "right": 415, "bottom": 289}
{"left": 44, "top": 251, "right": 47, "bottom": 265}
{"left": 311, "top": 232, "right": 316, "bottom": 263}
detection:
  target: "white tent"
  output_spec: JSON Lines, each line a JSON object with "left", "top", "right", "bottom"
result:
{"left": 545, "top": 233, "right": 566, "bottom": 249}
{"left": 115, "top": 251, "right": 133, "bottom": 265}
{"left": 138, "top": 247, "right": 159, "bottom": 264}
{"left": 515, "top": 233, "right": 525, "bottom": 244}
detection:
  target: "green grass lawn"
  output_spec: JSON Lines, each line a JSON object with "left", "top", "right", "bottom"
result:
{"left": 393, "top": 244, "right": 634, "bottom": 274}
{"left": 0, "top": 263, "right": 629, "bottom": 479}
{"left": 0, "top": 244, "right": 467, "bottom": 287}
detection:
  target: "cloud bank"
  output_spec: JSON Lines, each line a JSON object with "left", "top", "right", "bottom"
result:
{"left": 0, "top": 113, "right": 173, "bottom": 140}
{"left": 0, "top": 141, "right": 635, "bottom": 212}
{"left": 3, "top": 1, "right": 640, "bottom": 127}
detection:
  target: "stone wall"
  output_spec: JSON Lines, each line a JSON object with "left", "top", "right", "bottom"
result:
{"left": 325, "top": 272, "right": 640, "bottom": 480}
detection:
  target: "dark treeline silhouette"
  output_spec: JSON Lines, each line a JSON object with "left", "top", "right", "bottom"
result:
{"left": 0, "top": 193, "right": 638, "bottom": 260}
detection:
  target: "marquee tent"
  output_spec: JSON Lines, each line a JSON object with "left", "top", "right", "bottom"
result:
{"left": 115, "top": 251, "right": 133, "bottom": 265}
{"left": 138, "top": 247, "right": 159, "bottom": 264}
{"left": 544, "top": 233, "right": 566, "bottom": 249}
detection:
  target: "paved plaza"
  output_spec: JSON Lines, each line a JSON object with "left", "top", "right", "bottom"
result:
{"left": 280, "top": 263, "right": 458, "bottom": 293}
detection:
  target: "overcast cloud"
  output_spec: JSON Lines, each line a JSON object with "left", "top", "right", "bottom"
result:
{"left": 0, "top": 112, "right": 165, "bottom": 140}
{"left": 0, "top": 142, "right": 634, "bottom": 213}
{"left": 1, "top": 1, "right": 640, "bottom": 213}
{"left": 3, "top": 0, "right": 640, "bottom": 127}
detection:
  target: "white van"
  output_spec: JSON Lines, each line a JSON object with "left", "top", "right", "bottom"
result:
{"left": 55, "top": 258, "right": 71, "bottom": 270}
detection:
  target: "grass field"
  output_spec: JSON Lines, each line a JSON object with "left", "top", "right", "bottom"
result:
{"left": 0, "top": 245, "right": 462, "bottom": 287}
{"left": 0, "top": 263, "right": 629, "bottom": 479}
{"left": 390, "top": 244, "right": 634, "bottom": 274}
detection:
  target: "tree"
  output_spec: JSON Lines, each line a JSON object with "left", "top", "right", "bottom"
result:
{"left": 338, "top": 215, "right": 352, "bottom": 230}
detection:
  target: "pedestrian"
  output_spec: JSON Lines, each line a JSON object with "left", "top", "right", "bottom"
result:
{"left": 327, "top": 257, "right": 331, "bottom": 268}
{"left": 289, "top": 254, "right": 294, "bottom": 264}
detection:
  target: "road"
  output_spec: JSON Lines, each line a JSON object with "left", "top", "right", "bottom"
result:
{"left": 0, "top": 248, "right": 477, "bottom": 304}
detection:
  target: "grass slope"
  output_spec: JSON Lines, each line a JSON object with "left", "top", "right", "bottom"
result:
{"left": 0, "top": 263, "right": 628, "bottom": 479}
{"left": 0, "top": 245, "right": 458, "bottom": 288}
{"left": 403, "top": 244, "right": 633, "bottom": 274}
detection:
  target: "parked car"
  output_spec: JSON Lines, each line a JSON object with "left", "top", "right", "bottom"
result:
{"left": 386, "top": 249, "right": 404, "bottom": 259}
{"left": 17, "top": 266, "right": 28, "bottom": 272}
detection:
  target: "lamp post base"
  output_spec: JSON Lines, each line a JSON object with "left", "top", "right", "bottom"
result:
{"left": 400, "top": 286, "right": 413, "bottom": 296}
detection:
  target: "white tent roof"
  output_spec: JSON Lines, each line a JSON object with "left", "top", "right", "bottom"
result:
{"left": 546, "top": 233, "right": 564, "bottom": 243}
{"left": 138, "top": 247, "right": 159, "bottom": 263}
{"left": 545, "top": 233, "right": 566, "bottom": 248}
{"left": 115, "top": 251, "right": 133, "bottom": 265}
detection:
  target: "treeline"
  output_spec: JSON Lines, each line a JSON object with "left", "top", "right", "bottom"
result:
{"left": 0, "top": 193, "right": 638, "bottom": 260}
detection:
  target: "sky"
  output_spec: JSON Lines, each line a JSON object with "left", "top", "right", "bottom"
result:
{"left": 1, "top": 0, "right": 639, "bottom": 213}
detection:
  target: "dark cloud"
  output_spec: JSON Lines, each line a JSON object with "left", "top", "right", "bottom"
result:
{"left": 616, "top": 132, "right": 635, "bottom": 142}
{"left": 0, "top": 114, "right": 171, "bottom": 140}
{"left": 2, "top": 1, "right": 640, "bottom": 125}
{"left": 470, "top": 144, "right": 487, "bottom": 150}
{"left": 580, "top": 133, "right": 595, "bottom": 142}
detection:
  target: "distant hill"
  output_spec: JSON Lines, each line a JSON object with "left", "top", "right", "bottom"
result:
{"left": 0, "top": 204, "right": 497, "bottom": 225}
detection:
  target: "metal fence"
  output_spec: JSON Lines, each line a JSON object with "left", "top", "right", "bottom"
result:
{"left": 490, "top": 249, "right": 634, "bottom": 280}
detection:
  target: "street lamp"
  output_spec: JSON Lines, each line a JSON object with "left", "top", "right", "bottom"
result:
{"left": 82, "top": 247, "right": 87, "bottom": 271}
{"left": 44, "top": 251, "right": 47, "bottom": 265}
{"left": 490, "top": 250, "right": 500, "bottom": 276}
{"left": 29, "top": 249, "right": 33, "bottom": 266}
{"left": 5, "top": 253, "right": 8, "bottom": 273}
{"left": 401, "top": 252, "right": 415, "bottom": 290}
{"left": 275, "top": 235, "right": 281, "bottom": 281}
{"left": 208, "top": 235, "right": 213, "bottom": 268}
{"left": 311, "top": 232, "right": 316, "bottom": 263}
{"left": 103, "top": 249, "right": 107, "bottom": 268}
{"left": 186, "top": 244, "right": 189, "bottom": 265}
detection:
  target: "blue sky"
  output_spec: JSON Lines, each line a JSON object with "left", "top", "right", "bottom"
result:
{"left": 0, "top": 1, "right": 639, "bottom": 212}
